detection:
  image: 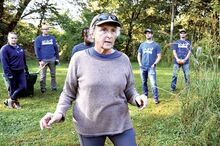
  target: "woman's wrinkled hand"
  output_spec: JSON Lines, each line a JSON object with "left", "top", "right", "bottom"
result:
{"left": 39, "top": 112, "right": 62, "bottom": 130}
{"left": 135, "top": 95, "right": 148, "bottom": 110}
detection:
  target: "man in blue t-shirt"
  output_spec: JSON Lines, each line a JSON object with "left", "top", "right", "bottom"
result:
{"left": 34, "top": 24, "right": 60, "bottom": 93}
{"left": 70, "top": 27, "right": 93, "bottom": 58}
{"left": 170, "top": 29, "right": 192, "bottom": 91}
{"left": 137, "top": 29, "right": 161, "bottom": 104}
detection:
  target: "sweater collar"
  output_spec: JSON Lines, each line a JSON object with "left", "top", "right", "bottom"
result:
{"left": 86, "top": 47, "right": 122, "bottom": 60}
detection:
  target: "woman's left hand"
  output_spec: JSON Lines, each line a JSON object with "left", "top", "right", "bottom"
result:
{"left": 39, "top": 112, "right": 63, "bottom": 130}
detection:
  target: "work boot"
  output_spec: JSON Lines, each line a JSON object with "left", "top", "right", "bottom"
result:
{"left": 7, "top": 99, "right": 15, "bottom": 109}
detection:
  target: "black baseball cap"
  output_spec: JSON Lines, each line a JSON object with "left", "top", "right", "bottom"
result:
{"left": 144, "top": 28, "right": 153, "bottom": 34}
{"left": 90, "top": 13, "right": 121, "bottom": 28}
{"left": 179, "top": 28, "right": 186, "bottom": 33}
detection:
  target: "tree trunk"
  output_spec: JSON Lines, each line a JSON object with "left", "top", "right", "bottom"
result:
{"left": 124, "top": 4, "right": 141, "bottom": 57}
{"left": 170, "top": 0, "right": 175, "bottom": 44}
{"left": 168, "top": 0, "right": 175, "bottom": 64}
{"left": 0, "top": 0, "right": 31, "bottom": 47}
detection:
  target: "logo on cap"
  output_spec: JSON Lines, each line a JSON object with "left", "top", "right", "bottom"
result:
{"left": 144, "top": 29, "right": 153, "bottom": 34}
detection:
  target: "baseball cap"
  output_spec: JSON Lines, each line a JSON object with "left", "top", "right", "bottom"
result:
{"left": 179, "top": 28, "right": 186, "bottom": 33}
{"left": 144, "top": 28, "right": 153, "bottom": 34}
{"left": 90, "top": 13, "right": 121, "bottom": 28}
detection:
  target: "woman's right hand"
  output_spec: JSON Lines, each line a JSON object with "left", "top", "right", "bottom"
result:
{"left": 39, "top": 112, "right": 63, "bottom": 130}
{"left": 135, "top": 95, "right": 148, "bottom": 110}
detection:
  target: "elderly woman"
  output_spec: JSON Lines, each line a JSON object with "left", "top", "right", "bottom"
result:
{"left": 0, "top": 32, "right": 28, "bottom": 109}
{"left": 40, "top": 13, "right": 147, "bottom": 146}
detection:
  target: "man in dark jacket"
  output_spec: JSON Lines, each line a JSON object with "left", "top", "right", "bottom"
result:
{"left": 70, "top": 27, "right": 93, "bottom": 58}
{"left": 34, "top": 24, "right": 59, "bottom": 93}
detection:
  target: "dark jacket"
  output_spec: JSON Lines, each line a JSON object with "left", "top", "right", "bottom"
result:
{"left": 0, "top": 44, "right": 28, "bottom": 78}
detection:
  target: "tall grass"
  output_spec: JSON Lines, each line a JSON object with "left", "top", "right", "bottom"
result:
{"left": 179, "top": 49, "right": 220, "bottom": 145}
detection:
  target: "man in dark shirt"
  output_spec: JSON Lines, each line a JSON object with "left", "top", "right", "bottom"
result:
{"left": 70, "top": 27, "right": 93, "bottom": 58}
{"left": 34, "top": 24, "right": 59, "bottom": 93}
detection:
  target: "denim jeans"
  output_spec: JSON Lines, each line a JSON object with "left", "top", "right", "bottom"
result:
{"left": 140, "top": 67, "right": 158, "bottom": 100}
{"left": 40, "top": 60, "right": 57, "bottom": 92}
{"left": 79, "top": 128, "right": 137, "bottom": 146}
{"left": 9, "top": 70, "right": 27, "bottom": 100}
{"left": 171, "top": 63, "right": 190, "bottom": 90}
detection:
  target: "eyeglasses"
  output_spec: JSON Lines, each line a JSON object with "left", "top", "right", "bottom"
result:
{"left": 92, "top": 13, "right": 119, "bottom": 27}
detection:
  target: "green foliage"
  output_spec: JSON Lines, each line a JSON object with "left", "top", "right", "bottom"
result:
{"left": 86, "top": 0, "right": 177, "bottom": 60}
{"left": 192, "top": 35, "right": 220, "bottom": 69}
{"left": 0, "top": 0, "right": 32, "bottom": 46}
{"left": 14, "top": 21, "right": 37, "bottom": 57}
{"left": 2, "top": 0, "right": 220, "bottom": 63}
{"left": 1, "top": 0, "right": 220, "bottom": 64}
{"left": 54, "top": 10, "right": 95, "bottom": 61}
{"left": 179, "top": 56, "right": 220, "bottom": 145}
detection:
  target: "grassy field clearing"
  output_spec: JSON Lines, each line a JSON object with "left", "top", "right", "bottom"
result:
{"left": 1, "top": 60, "right": 218, "bottom": 145}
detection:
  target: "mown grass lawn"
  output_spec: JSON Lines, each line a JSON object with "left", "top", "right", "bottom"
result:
{"left": 0, "top": 60, "right": 187, "bottom": 146}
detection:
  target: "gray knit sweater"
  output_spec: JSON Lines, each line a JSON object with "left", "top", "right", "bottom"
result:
{"left": 55, "top": 49, "right": 139, "bottom": 136}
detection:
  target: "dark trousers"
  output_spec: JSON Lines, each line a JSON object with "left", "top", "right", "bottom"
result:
{"left": 9, "top": 70, "right": 27, "bottom": 100}
{"left": 79, "top": 128, "right": 137, "bottom": 146}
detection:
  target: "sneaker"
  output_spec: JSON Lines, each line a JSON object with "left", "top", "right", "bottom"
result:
{"left": 3, "top": 99, "right": 8, "bottom": 106}
{"left": 14, "top": 101, "right": 21, "bottom": 109}
{"left": 7, "top": 99, "right": 15, "bottom": 109}
{"left": 154, "top": 99, "right": 159, "bottom": 104}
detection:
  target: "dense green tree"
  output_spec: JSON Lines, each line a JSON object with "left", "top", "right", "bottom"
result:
{"left": 1, "top": 0, "right": 219, "bottom": 62}
{"left": 87, "top": 0, "right": 172, "bottom": 60}
{"left": 0, "top": 0, "right": 32, "bottom": 46}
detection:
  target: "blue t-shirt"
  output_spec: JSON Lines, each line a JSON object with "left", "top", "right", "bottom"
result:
{"left": 71, "top": 42, "right": 94, "bottom": 57}
{"left": 34, "top": 35, "right": 59, "bottom": 61}
{"left": 138, "top": 41, "right": 161, "bottom": 69}
{"left": 172, "top": 39, "right": 192, "bottom": 64}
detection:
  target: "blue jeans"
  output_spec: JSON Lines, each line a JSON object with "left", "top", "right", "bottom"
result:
{"left": 79, "top": 128, "right": 137, "bottom": 146}
{"left": 171, "top": 63, "right": 190, "bottom": 90}
{"left": 9, "top": 70, "right": 27, "bottom": 100}
{"left": 140, "top": 67, "right": 158, "bottom": 100}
